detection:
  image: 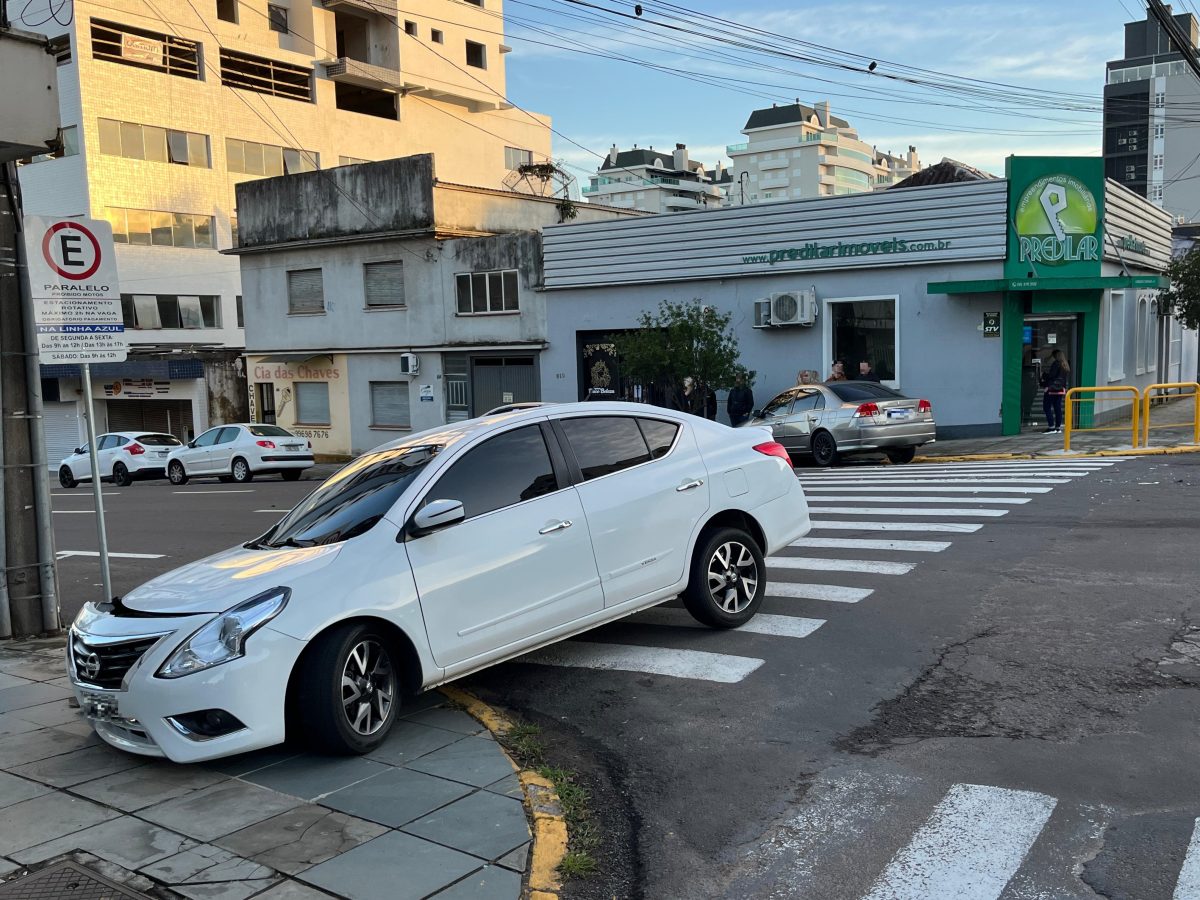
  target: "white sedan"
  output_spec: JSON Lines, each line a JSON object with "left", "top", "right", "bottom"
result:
{"left": 166, "top": 423, "right": 314, "bottom": 485}
{"left": 67, "top": 402, "right": 810, "bottom": 762}
{"left": 58, "top": 431, "right": 183, "bottom": 488}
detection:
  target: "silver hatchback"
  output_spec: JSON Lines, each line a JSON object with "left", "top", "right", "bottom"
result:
{"left": 743, "top": 381, "right": 936, "bottom": 466}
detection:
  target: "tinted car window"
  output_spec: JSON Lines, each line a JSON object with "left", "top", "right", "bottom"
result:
{"left": 429, "top": 425, "right": 558, "bottom": 520}
{"left": 260, "top": 445, "right": 441, "bottom": 548}
{"left": 560, "top": 417, "right": 652, "bottom": 480}
{"left": 249, "top": 425, "right": 293, "bottom": 437}
{"left": 761, "top": 391, "right": 797, "bottom": 418}
{"left": 136, "top": 434, "right": 182, "bottom": 446}
{"left": 193, "top": 428, "right": 221, "bottom": 448}
{"left": 792, "top": 390, "right": 824, "bottom": 413}
{"left": 98, "top": 435, "right": 122, "bottom": 450}
{"left": 828, "top": 382, "right": 905, "bottom": 402}
{"left": 637, "top": 419, "right": 679, "bottom": 459}
{"left": 216, "top": 427, "right": 241, "bottom": 444}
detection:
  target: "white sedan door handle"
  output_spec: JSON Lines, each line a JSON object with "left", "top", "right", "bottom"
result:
{"left": 539, "top": 520, "right": 573, "bottom": 535}
{"left": 676, "top": 478, "right": 705, "bottom": 492}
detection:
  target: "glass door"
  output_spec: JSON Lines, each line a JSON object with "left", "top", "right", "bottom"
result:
{"left": 1021, "top": 315, "right": 1078, "bottom": 432}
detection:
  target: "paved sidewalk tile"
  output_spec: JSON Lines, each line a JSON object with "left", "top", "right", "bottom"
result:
{"left": 407, "top": 736, "right": 516, "bottom": 788}
{"left": 0, "top": 726, "right": 97, "bottom": 767}
{"left": 403, "top": 790, "right": 530, "bottom": 861}
{"left": 12, "top": 814, "right": 194, "bottom": 869}
{"left": 205, "top": 747, "right": 302, "bottom": 778}
{"left": 73, "top": 762, "right": 227, "bottom": 811}
{"left": 301, "top": 831, "right": 481, "bottom": 900}
{"left": 254, "top": 882, "right": 336, "bottom": 900}
{"left": 0, "top": 792, "right": 118, "bottom": 854}
{"left": 0, "top": 714, "right": 41, "bottom": 737}
{"left": 429, "top": 865, "right": 521, "bottom": 899}
{"left": 495, "top": 843, "right": 529, "bottom": 872}
{"left": 142, "top": 843, "right": 278, "bottom": 900}
{"left": 11, "top": 743, "right": 145, "bottom": 787}
{"left": 14, "top": 699, "right": 84, "bottom": 728}
{"left": 140, "top": 781, "right": 303, "bottom": 841}
{"left": 319, "top": 768, "right": 473, "bottom": 828}
{"left": 399, "top": 692, "right": 449, "bottom": 717}
{"left": 0, "top": 656, "right": 66, "bottom": 683}
{"left": 483, "top": 773, "right": 523, "bottom": 799}
{"left": 0, "top": 771, "right": 52, "bottom": 808}
{"left": 0, "top": 683, "right": 72, "bottom": 714}
{"left": 241, "top": 755, "right": 389, "bottom": 801}
{"left": 403, "top": 708, "right": 485, "bottom": 736}
{"left": 0, "top": 674, "right": 32, "bottom": 692}
{"left": 365, "top": 722, "right": 464, "bottom": 767}
{"left": 216, "top": 804, "right": 387, "bottom": 875}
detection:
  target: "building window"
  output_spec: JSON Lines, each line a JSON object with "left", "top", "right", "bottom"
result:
{"left": 236, "top": 295, "right": 244, "bottom": 328}
{"left": 287, "top": 269, "right": 325, "bottom": 315}
{"left": 1136, "top": 295, "right": 1155, "bottom": 374}
{"left": 456, "top": 270, "right": 519, "bottom": 314}
{"left": 370, "top": 382, "right": 410, "bottom": 428}
{"left": 230, "top": 214, "right": 239, "bottom": 248}
{"left": 465, "top": 40, "right": 486, "bottom": 69}
{"left": 119, "top": 294, "right": 222, "bottom": 329}
{"left": 364, "top": 261, "right": 405, "bottom": 308}
{"left": 464, "top": 0, "right": 482, "bottom": 5}
{"left": 48, "top": 34, "right": 71, "bottom": 65}
{"left": 15, "top": 125, "right": 79, "bottom": 165}
{"left": 104, "top": 208, "right": 213, "bottom": 249}
{"left": 1153, "top": 153, "right": 1164, "bottom": 170}
{"left": 216, "top": 0, "right": 237, "bottom": 22}
{"left": 294, "top": 382, "right": 331, "bottom": 425}
{"left": 1154, "top": 91, "right": 1166, "bottom": 108}
{"left": 90, "top": 18, "right": 200, "bottom": 79}
{"left": 1108, "top": 290, "right": 1126, "bottom": 381}
{"left": 431, "top": 29, "right": 443, "bottom": 43}
{"left": 1154, "top": 123, "right": 1165, "bottom": 139}
{"left": 404, "top": 20, "right": 417, "bottom": 35}
{"left": 1148, "top": 299, "right": 1159, "bottom": 372}
{"left": 98, "top": 118, "right": 210, "bottom": 167}
{"left": 267, "top": 4, "right": 288, "bottom": 33}
{"left": 338, "top": 155, "right": 370, "bottom": 166}
{"left": 219, "top": 48, "right": 312, "bottom": 101}
{"left": 829, "top": 297, "right": 897, "bottom": 382}
{"left": 504, "top": 146, "right": 532, "bottom": 170}
{"left": 1150, "top": 184, "right": 1164, "bottom": 203}
{"left": 226, "top": 138, "right": 318, "bottom": 175}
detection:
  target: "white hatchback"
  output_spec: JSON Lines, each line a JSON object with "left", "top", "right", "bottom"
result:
{"left": 166, "top": 423, "right": 314, "bottom": 485}
{"left": 58, "top": 432, "right": 183, "bottom": 488}
{"left": 67, "top": 403, "right": 810, "bottom": 762}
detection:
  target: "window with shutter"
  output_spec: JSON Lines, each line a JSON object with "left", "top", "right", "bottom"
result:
{"left": 288, "top": 269, "right": 324, "bottom": 314}
{"left": 364, "top": 261, "right": 405, "bottom": 308}
{"left": 295, "top": 382, "right": 331, "bottom": 424}
{"left": 370, "top": 382, "right": 410, "bottom": 428}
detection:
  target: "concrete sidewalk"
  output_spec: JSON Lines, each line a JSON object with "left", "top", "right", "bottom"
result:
{"left": 0, "top": 639, "right": 530, "bottom": 900}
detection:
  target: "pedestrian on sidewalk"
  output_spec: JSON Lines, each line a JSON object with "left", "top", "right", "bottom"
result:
{"left": 1040, "top": 349, "right": 1070, "bottom": 434}
{"left": 826, "top": 360, "right": 847, "bottom": 382}
{"left": 727, "top": 373, "right": 754, "bottom": 427}
{"left": 858, "top": 360, "right": 881, "bottom": 382}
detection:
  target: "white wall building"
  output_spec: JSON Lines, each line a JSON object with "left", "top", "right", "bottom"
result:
{"left": 582, "top": 144, "right": 728, "bottom": 213}
{"left": 725, "top": 101, "right": 920, "bottom": 206}
{"left": 14, "top": 0, "right": 552, "bottom": 466}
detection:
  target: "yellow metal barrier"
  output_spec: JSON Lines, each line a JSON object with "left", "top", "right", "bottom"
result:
{"left": 1063, "top": 387, "right": 1140, "bottom": 452}
{"left": 1141, "top": 382, "right": 1200, "bottom": 447}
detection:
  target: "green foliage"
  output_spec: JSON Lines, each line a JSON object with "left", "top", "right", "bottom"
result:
{"left": 609, "top": 299, "right": 747, "bottom": 398}
{"left": 1159, "top": 248, "right": 1200, "bottom": 331}
{"left": 558, "top": 850, "right": 599, "bottom": 878}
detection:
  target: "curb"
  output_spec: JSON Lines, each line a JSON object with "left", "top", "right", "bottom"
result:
{"left": 438, "top": 686, "right": 568, "bottom": 899}
{"left": 913, "top": 444, "right": 1200, "bottom": 463}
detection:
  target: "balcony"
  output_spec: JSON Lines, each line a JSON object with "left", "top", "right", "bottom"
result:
{"left": 665, "top": 195, "right": 702, "bottom": 209}
{"left": 759, "top": 158, "right": 789, "bottom": 171}
{"left": 726, "top": 142, "right": 749, "bottom": 154}
{"left": 324, "top": 57, "right": 404, "bottom": 92}
{"left": 321, "top": 0, "right": 398, "bottom": 15}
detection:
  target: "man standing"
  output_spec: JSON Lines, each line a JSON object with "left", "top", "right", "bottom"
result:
{"left": 727, "top": 374, "right": 754, "bottom": 427}
{"left": 858, "top": 360, "right": 881, "bottom": 382}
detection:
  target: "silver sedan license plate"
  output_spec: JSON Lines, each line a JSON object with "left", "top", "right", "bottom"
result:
{"left": 888, "top": 409, "right": 913, "bottom": 420}
{"left": 80, "top": 691, "right": 119, "bottom": 721}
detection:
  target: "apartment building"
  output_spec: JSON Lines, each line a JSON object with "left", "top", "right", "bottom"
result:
{"left": 725, "top": 101, "right": 920, "bottom": 205}
{"left": 14, "top": 0, "right": 552, "bottom": 466}
{"left": 582, "top": 143, "right": 727, "bottom": 212}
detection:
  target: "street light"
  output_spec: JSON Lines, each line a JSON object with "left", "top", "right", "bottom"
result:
{"left": 739, "top": 170, "right": 750, "bottom": 205}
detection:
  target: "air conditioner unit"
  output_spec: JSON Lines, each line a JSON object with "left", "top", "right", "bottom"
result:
{"left": 752, "top": 299, "right": 772, "bottom": 328}
{"left": 399, "top": 353, "right": 419, "bottom": 375}
{"left": 771, "top": 289, "right": 817, "bottom": 326}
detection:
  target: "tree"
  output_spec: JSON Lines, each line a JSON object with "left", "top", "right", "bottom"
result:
{"left": 1159, "top": 247, "right": 1200, "bottom": 331}
{"left": 610, "top": 300, "right": 748, "bottom": 409}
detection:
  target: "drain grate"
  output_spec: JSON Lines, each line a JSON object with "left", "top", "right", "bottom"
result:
{"left": 0, "top": 861, "right": 153, "bottom": 900}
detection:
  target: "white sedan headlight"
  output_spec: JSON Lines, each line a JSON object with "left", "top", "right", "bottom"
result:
{"left": 157, "top": 587, "right": 290, "bottom": 679}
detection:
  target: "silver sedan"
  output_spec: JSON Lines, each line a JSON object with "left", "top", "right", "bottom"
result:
{"left": 743, "top": 381, "right": 936, "bottom": 466}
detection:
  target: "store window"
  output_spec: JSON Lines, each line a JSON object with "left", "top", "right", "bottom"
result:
{"left": 370, "top": 382, "right": 410, "bottom": 429}
{"left": 1108, "top": 291, "right": 1126, "bottom": 381}
{"left": 294, "top": 382, "right": 331, "bottom": 424}
{"left": 829, "top": 298, "right": 896, "bottom": 382}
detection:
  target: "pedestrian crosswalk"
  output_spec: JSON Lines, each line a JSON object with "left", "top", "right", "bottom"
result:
{"left": 518, "top": 458, "right": 1126, "bottom": 684}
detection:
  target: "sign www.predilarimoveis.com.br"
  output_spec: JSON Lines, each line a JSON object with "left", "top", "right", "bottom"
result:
{"left": 743, "top": 237, "right": 952, "bottom": 265}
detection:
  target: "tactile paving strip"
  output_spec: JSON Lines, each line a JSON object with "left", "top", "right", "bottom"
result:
{"left": 0, "top": 860, "right": 152, "bottom": 900}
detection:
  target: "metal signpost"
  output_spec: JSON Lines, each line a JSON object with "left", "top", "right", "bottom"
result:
{"left": 23, "top": 216, "right": 126, "bottom": 602}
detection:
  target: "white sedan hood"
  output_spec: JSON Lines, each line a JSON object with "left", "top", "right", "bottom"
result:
{"left": 121, "top": 543, "right": 343, "bottom": 615}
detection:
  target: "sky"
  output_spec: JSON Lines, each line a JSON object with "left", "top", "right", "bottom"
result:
{"left": 498, "top": 0, "right": 1152, "bottom": 185}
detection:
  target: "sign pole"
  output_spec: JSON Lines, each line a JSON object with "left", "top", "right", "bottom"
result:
{"left": 79, "top": 364, "right": 112, "bottom": 601}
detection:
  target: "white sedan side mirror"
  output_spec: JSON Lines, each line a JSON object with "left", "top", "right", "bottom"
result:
{"left": 412, "top": 499, "right": 465, "bottom": 535}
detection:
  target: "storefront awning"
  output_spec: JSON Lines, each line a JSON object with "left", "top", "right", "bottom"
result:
{"left": 928, "top": 275, "right": 1169, "bottom": 294}
{"left": 253, "top": 353, "right": 333, "bottom": 363}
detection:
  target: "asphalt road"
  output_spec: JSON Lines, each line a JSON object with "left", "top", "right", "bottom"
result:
{"left": 49, "top": 455, "right": 1200, "bottom": 900}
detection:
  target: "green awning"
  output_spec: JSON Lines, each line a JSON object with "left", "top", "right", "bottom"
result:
{"left": 928, "top": 275, "right": 1169, "bottom": 294}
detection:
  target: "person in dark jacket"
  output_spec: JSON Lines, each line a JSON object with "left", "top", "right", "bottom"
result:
{"left": 676, "top": 376, "right": 705, "bottom": 417}
{"left": 705, "top": 385, "right": 717, "bottom": 421}
{"left": 858, "top": 360, "right": 881, "bottom": 382}
{"left": 1040, "top": 349, "right": 1070, "bottom": 434}
{"left": 727, "top": 374, "right": 754, "bottom": 427}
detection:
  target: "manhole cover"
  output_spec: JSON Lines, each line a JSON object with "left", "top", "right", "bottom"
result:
{"left": 0, "top": 861, "right": 152, "bottom": 900}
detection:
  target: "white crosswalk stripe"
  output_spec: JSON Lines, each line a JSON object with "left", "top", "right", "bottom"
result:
{"left": 765, "top": 582, "right": 875, "bottom": 603}
{"left": 801, "top": 469, "right": 1095, "bottom": 478}
{"left": 634, "top": 607, "right": 826, "bottom": 638}
{"left": 807, "top": 460, "right": 1120, "bottom": 473}
{"left": 807, "top": 507, "right": 1009, "bottom": 517}
{"left": 798, "top": 477, "right": 1072, "bottom": 485}
{"left": 519, "top": 641, "right": 765, "bottom": 683}
{"left": 802, "top": 486, "right": 1048, "bottom": 494}
{"left": 861, "top": 783, "right": 1057, "bottom": 900}
{"left": 768, "top": 556, "right": 916, "bottom": 575}
{"left": 790, "top": 537, "right": 950, "bottom": 553}
{"left": 1174, "top": 818, "right": 1200, "bottom": 900}
{"left": 809, "top": 520, "right": 984, "bottom": 533}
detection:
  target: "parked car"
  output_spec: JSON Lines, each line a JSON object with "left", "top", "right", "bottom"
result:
{"left": 743, "top": 381, "right": 936, "bottom": 466}
{"left": 58, "top": 432, "right": 183, "bottom": 488}
{"left": 67, "top": 402, "right": 809, "bottom": 762}
{"left": 166, "top": 424, "right": 314, "bottom": 485}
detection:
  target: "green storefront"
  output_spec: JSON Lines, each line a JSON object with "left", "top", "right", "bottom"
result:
{"left": 930, "top": 157, "right": 1171, "bottom": 435}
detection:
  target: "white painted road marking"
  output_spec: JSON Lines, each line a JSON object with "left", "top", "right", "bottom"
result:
{"left": 801, "top": 471, "right": 1093, "bottom": 479}
{"left": 809, "top": 521, "right": 984, "bottom": 533}
{"left": 634, "top": 607, "right": 826, "bottom": 638}
{"left": 56, "top": 550, "right": 165, "bottom": 559}
{"left": 790, "top": 537, "right": 950, "bottom": 553}
{"left": 52, "top": 492, "right": 120, "bottom": 497}
{"left": 767, "top": 556, "right": 915, "bottom": 575}
{"left": 862, "top": 783, "right": 1057, "bottom": 900}
{"left": 1173, "top": 818, "right": 1200, "bottom": 900}
{"left": 173, "top": 490, "right": 255, "bottom": 494}
{"left": 801, "top": 486, "right": 1050, "bottom": 494}
{"left": 765, "top": 583, "right": 874, "bottom": 603}
{"left": 255, "top": 509, "right": 287, "bottom": 514}
{"left": 798, "top": 477, "right": 1072, "bottom": 485}
{"left": 806, "top": 507, "right": 1009, "bottom": 517}
{"left": 52, "top": 510, "right": 95, "bottom": 514}
{"left": 519, "top": 641, "right": 764, "bottom": 683}
{"left": 804, "top": 460, "right": 1118, "bottom": 472}
{"left": 804, "top": 494, "right": 1032, "bottom": 503}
